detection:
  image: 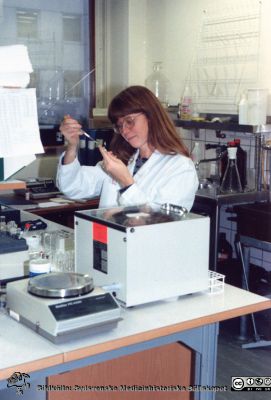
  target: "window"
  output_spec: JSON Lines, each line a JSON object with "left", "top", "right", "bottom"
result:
{"left": 63, "top": 14, "right": 81, "bottom": 42}
{"left": 16, "top": 9, "right": 38, "bottom": 39}
{"left": 1, "top": 0, "right": 94, "bottom": 125}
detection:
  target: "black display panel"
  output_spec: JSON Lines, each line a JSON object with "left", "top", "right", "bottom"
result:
{"left": 93, "top": 241, "right": 108, "bottom": 274}
{"left": 49, "top": 293, "right": 118, "bottom": 321}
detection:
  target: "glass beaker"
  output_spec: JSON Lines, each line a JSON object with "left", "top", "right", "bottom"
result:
{"left": 42, "top": 230, "right": 74, "bottom": 272}
{"left": 220, "top": 147, "right": 242, "bottom": 193}
{"left": 25, "top": 234, "right": 42, "bottom": 260}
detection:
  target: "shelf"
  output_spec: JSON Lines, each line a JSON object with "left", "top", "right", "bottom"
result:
{"left": 175, "top": 119, "right": 271, "bottom": 134}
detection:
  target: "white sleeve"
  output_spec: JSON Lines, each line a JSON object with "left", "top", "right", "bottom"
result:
{"left": 118, "top": 158, "right": 199, "bottom": 211}
{"left": 56, "top": 155, "right": 105, "bottom": 199}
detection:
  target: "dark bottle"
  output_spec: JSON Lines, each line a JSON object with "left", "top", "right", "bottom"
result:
{"left": 218, "top": 232, "right": 233, "bottom": 263}
{"left": 234, "top": 138, "right": 247, "bottom": 189}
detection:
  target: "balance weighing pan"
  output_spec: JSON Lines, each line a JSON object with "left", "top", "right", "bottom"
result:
{"left": 27, "top": 272, "right": 94, "bottom": 299}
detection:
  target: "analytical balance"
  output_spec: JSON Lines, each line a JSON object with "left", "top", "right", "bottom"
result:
{"left": 6, "top": 272, "right": 122, "bottom": 343}
{"left": 74, "top": 203, "right": 210, "bottom": 307}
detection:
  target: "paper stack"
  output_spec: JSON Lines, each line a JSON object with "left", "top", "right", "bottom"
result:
{"left": 0, "top": 44, "right": 33, "bottom": 88}
{"left": 0, "top": 44, "right": 43, "bottom": 179}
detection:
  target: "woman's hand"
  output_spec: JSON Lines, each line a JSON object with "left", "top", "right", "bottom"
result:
{"left": 60, "top": 115, "right": 82, "bottom": 164}
{"left": 99, "top": 146, "right": 134, "bottom": 188}
{"left": 60, "top": 115, "right": 82, "bottom": 148}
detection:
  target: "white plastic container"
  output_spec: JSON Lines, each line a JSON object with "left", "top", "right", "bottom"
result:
{"left": 247, "top": 88, "right": 268, "bottom": 125}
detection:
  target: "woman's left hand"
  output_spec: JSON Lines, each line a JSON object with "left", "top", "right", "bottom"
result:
{"left": 99, "top": 146, "right": 134, "bottom": 188}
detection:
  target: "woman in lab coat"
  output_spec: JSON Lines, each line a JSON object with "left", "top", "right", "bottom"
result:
{"left": 57, "top": 85, "right": 198, "bottom": 210}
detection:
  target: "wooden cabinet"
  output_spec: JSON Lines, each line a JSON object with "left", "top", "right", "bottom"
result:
{"left": 48, "top": 342, "right": 194, "bottom": 400}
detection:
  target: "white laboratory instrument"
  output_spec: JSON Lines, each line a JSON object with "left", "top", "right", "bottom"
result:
{"left": 75, "top": 204, "right": 210, "bottom": 307}
{"left": 6, "top": 272, "right": 121, "bottom": 343}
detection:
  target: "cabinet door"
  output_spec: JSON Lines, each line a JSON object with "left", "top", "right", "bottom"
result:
{"left": 48, "top": 342, "right": 194, "bottom": 400}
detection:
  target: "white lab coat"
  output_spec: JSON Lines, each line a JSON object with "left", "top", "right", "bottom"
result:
{"left": 56, "top": 150, "right": 199, "bottom": 211}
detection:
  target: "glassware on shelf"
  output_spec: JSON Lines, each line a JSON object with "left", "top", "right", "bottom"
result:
{"left": 145, "top": 61, "right": 169, "bottom": 107}
{"left": 220, "top": 147, "right": 242, "bottom": 193}
{"left": 179, "top": 85, "right": 193, "bottom": 120}
{"left": 191, "top": 141, "right": 203, "bottom": 177}
{"left": 220, "top": 139, "right": 247, "bottom": 190}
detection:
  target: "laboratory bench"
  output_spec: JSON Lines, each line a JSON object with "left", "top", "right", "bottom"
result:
{"left": 0, "top": 192, "right": 99, "bottom": 228}
{"left": 27, "top": 198, "right": 99, "bottom": 228}
{"left": 0, "top": 284, "right": 270, "bottom": 399}
{"left": 0, "top": 211, "right": 271, "bottom": 399}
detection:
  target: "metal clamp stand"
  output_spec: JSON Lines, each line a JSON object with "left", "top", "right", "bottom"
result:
{"left": 237, "top": 235, "right": 271, "bottom": 349}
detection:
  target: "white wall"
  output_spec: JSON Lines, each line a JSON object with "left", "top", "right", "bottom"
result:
{"left": 98, "top": 0, "right": 271, "bottom": 114}
{"left": 95, "top": 0, "right": 271, "bottom": 271}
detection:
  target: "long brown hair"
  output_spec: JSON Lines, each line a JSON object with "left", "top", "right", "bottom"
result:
{"left": 108, "top": 85, "right": 189, "bottom": 164}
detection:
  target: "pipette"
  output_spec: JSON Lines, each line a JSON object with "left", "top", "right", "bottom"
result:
{"left": 63, "top": 115, "right": 99, "bottom": 144}
{"left": 80, "top": 130, "right": 101, "bottom": 146}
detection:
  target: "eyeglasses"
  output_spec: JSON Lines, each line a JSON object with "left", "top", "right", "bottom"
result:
{"left": 113, "top": 113, "right": 143, "bottom": 134}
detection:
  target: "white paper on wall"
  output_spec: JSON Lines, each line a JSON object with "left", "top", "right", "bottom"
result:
{"left": 0, "top": 88, "right": 44, "bottom": 158}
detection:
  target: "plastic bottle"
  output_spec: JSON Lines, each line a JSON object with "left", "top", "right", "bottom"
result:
{"left": 220, "top": 147, "right": 242, "bottom": 193}
{"left": 247, "top": 88, "right": 268, "bottom": 125}
{"left": 238, "top": 92, "right": 248, "bottom": 125}
{"left": 145, "top": 62, "right": 169, "bottom": 107}
{"left": 179, "top": 86, "right": 193, "bottom": 120}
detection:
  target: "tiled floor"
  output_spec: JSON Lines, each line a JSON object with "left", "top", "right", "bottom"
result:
{"left": 216, "top": 318, "right": 271, "bottom": 399}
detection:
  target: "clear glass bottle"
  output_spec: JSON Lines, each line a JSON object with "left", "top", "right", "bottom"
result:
{"left": 179, "top": 85, "right": 193, "bottom": 120}
{"left": 191, "top": 141, "right": 202, "bottom": 166}
{"left": 145, "top": 61, "right": 169, "bottom": 107}
{"left": 220, "top": 147, "right": 242, "bottom": 193}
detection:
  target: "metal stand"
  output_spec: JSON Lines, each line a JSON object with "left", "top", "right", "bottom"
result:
{"left": 237, "top": 235, "right": 271, "bottom": 349}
